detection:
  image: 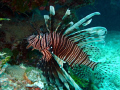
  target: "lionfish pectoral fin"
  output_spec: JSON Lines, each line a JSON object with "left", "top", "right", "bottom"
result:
{"left": 36, "top": 58, "right": 61, "bottom": 85}
{"left": 52, "top": 54, "right": 82, "bottom": 90}
{"left": 67, "top": 27, "right": 107, "bottom": 47}
{"left": 82, "top": 19, "right": 92, "bottom": 26}
{"left": 38, "top": 50, "right": 70, "bottom": 89}
{"left": 64, "top": 12, "right": 100, "bottom": 35}
{"left": 37, "top": 56, "right": 70, "bottom": 89}
{"left": 32, "top": 48, "right": 35, "bottom": 51}
{"left": 52, "top": 53, "right": 66, "bottom": 68}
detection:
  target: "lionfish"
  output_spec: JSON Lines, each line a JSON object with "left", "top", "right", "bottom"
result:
{"left": 26, "top": 6, "right": 107, "bottom": 90}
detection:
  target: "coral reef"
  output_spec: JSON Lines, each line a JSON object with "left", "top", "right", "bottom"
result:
{"left": 5, "top": 65, "right": 26, "bottom": 80}
{"left": 0, "top": 55, "right": 11, "bottom": 69}
{"left": 1, "top": 0, "right": 95, "bottom": 13}
{"left": 0, "top": 50, "right": 56, "bottom": 89}
{"left": 1, "top": 0, "right": 48, "bottom": 13}
{"left": 0, "top": 19, "right": 36, "bottom": 50}
{"left": 0, "top": 48, "right": 12, "bottom": 68}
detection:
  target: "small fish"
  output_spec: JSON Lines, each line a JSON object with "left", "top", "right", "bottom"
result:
{"left": 27, "top": 6, "right": 107, "bottom": 90}
{"left": 0, "top": 18, "right": 10, "bottom": 21}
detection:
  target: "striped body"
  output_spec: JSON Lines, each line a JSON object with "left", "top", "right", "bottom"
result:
{"left": 27, "top": 32, "right": 97, "bottom": 69}
{"left": 52, "top": 32, "right": 97, "bottom": 68}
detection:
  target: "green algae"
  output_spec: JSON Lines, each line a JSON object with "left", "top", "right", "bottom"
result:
{"left": 69, "top": 68, "right": 89, "bottom": 89}
{"left": 2, "top": 48, "right": 13, "bottom": 57}
{"left": 0, "top": 48, "right": 13, "bottom": 68}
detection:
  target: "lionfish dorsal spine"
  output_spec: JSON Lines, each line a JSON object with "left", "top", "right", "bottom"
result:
{"left": 55, "top": 8, "right": 71, "bottom": 33}
{"left": 50, "top": 6, "right": 55, "bottom": 15}
{"left": 62, "top": 9, "right": 71, "bottom": 20}
{"left": 49, "top": 6, "right": 55, "bottom": 32}
{"left": 44, "top": 15, "right": 50, "bottom": 32}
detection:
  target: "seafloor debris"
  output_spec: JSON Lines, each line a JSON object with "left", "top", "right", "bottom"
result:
{"left": 0, "top": 64, "right": 46, "bottom": 90}
{"left": 0, "top": 52, "right": 45, "bottom": 90}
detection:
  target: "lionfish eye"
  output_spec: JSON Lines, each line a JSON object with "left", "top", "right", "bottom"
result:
{"left": 39, "top": 34, "right": 43, "bottom": 39}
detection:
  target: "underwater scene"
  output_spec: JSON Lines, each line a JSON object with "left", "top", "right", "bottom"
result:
{"left": 0, "top": 0, "right": 120, "bottom": 90}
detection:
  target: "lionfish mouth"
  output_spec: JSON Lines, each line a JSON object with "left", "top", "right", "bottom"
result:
{"left": 26, "top": 6, "right": 107, "bottom": 90}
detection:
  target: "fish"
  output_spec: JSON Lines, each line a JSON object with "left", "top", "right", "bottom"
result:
{"left": 0, "top": 18, "right": 10, "bottom": 28}
{"left": 0, "top": 18, "right": 10, "bottom": 21}
{"left": 26, "top": 6, "right": 107, "bottom": 90}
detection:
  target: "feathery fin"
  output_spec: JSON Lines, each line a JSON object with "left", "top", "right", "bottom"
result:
{"left": 64, "top": 12, "right": 100, "bottom": 35}
{"left": 68, "top": 27, "right": 107, "bottom": 46}
{"left": 82, "top": 19, "right": 92, "bottom": 26}
{"left": 53, "top": 54, "right": 82, "bottom": 90}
